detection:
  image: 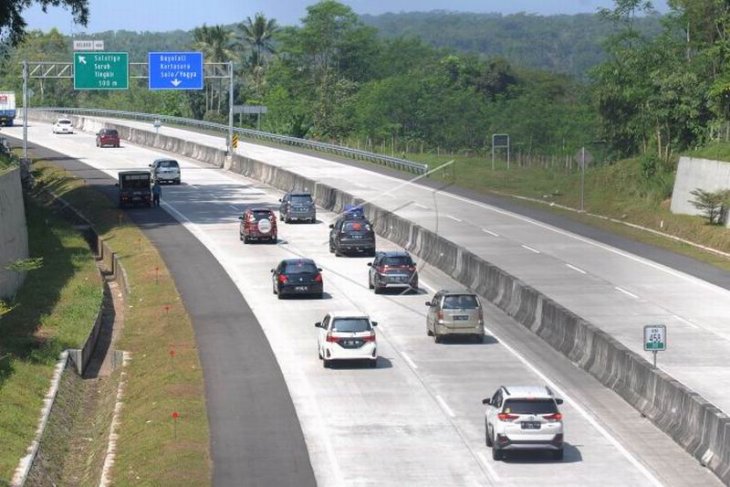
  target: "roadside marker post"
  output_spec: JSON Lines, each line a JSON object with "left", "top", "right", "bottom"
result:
{"left": 643, "top": 324, "right": 667, "bottom": 369}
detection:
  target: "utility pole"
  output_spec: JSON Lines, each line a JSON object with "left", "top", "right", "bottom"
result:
{"left": 227, "top": 61, "right": 234, "bottom": 155}
{"left": 22, "top": 60, "right": 28, "bottom": 160}
{"left": 580, "top": 146, "right": 585, "bottom": 212}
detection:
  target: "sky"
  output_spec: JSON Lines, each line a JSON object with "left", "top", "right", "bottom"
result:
{"left": 24, "top": 0, "right": 670, "bottom": 34}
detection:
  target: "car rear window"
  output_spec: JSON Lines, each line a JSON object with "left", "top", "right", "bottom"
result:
{"left": 291, "top": 194, "right": 313, "bottom": 204}
{"left": 103, "top": 129, "right": 118, "bottom": 136}
{"left": 158, "top": 160, "right": 179, "bottom": 168}
{"left": 382, "top": 256, "right": 413, "bottom": 266}
{"left": 331, "top": 318, "right": 371, "bottom": 332}
{"left": 57, "top": 120, "right": 71, "bottom": 125}
{"left": 343, "top": 221, "right": 371, "bottom": 232}
{"left": 252, "top": 210, "right": 272, "bottom": 220}
{"left": 442, "top": 295, "right": 479, "bottom": 309}
{"left": 283, "top": 261, "right": 318, "bottom": 274}
{"left": 503, "top": 399, "right": 558, "bottom": 415}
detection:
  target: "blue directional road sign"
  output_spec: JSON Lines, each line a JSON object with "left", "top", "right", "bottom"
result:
{"left": 148, "top": 51, "right": 204, "bottom": 90}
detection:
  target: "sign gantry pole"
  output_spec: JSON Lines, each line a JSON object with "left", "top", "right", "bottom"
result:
{"left": 227, "top": 61, "right": 234, "bottom": 155}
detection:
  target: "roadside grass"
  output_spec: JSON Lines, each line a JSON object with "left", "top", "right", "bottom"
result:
{"left": 687, "top": 142, "right": 730, "bottom": 162}
{"left": 30, "top": 161, "right": 211, "bottom": 486}
{"left": 0, "top": 199, "right": 102, "bottom": 481}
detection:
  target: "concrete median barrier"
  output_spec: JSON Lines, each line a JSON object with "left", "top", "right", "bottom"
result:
{"left": 25, "top": 111, "right": 730, "bottom": 483}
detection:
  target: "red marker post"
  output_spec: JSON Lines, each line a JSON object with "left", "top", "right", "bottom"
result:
{"left": 172, "top": 411, "right": 180, "bottom": 439}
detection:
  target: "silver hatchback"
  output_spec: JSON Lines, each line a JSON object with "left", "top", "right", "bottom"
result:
{"left": 426, "top": 291, "right": 484, "bottom": 343}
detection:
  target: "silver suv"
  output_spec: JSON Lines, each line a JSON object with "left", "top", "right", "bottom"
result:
{"left": 279, "top": 192, "right": 316, "bottom": 223}
{"left": 425, "top": 291, "right": 484, "bottom": 343}
{"left": 482, "top": 385, "right": 565, "bottom": 461}
{"left": 149, "top": 158, "right": 181, "bottom": 185}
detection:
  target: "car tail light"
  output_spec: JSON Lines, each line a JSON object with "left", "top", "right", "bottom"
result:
{"left": 278, "top": 274, "right": 288, "bottom": 284}
{"left": 361, "top": 331, "right": 376, "bottom": 342}
{"left": 437, "top": 311, "right": 444, "bottom": 320}
{"left": 326, "top": 333, "right": 338, "bottom": 343}
{"left": 498, "top": 413, "right": 519, "bottom": 421}
{"left": 478, "top": 308, "right": 484, "bottom": 321}
{"left": 377, "top": 265, "right": 388, "bottom": 273}
{"left": 314, "top": 273, "right": 322, "bottom": 283}
{"left": 408, "top": 265, "right": 416, "bottom": 271}
{"left": 543, "top": 413, "right": 562, "bottom": 422}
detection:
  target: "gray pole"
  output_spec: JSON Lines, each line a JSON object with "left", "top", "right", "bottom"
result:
{"left": 580, "top": 146, "right": 585, "bottom": 212}
{"left": 227, "top": 61, "right": 234, "bottom": 154}
{"left": 507, "top": 137, "right": 511, "bottom": 170}
{"left": 491, "top": 139, "right": 495, "bottom": 171}
{"left": 22, "top": 60, "right": 28, "bottom": 160}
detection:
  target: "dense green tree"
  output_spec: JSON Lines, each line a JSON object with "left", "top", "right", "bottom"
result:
{"left": 192, "top": 24, "right": 235, "bottom": 113}
{"left": 0, "top": 0, "right": 87, "bottom": 47}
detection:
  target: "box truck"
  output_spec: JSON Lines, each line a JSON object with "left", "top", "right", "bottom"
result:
{"left": 0, "top": 92, "right": 17, "bottom": 126}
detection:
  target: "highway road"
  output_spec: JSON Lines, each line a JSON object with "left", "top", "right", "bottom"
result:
{"left": 5, "top": 122, "right": 722, "bottom": 486}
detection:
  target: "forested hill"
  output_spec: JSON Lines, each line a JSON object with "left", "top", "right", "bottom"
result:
{"left": 361, "top": 11, "right": 663, "bottom": 77}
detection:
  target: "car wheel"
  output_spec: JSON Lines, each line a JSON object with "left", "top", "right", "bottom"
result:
{"left": 434, "top": 333, "right": 442, "bottom": 344}
{"left": 318, "top": 347, "right": 323, "bottom": 360}
{"left": 239, "top": 232, "right": 243, "bottom": 241}
{"left": 322, "top": 358, "right": 330, "bottom": 369}
{"left": 368, "top": 277, "right": 374, "bottom": 290}
{"left": 334, "top": 248, "right": 342, "bottom": 257}
{"left": 317, "top": 293, "right": 324, "bottom": 299}
{"left": 369, "top": 359, "right": 377, "bottom": 368}
{"left": 243, "top": 235, "right": 249, "bottom": 244}
{"left": 473, "top": 334, "right": 483, "bottom": 343}
{"left": 115, "top": 143, "right": 120, "bottom": 148}
{"left": 175, "top": 179, "right": 180, "bottom": 185}
{"left": 270, "top": 236, "right": 277, "bottom": 244}
{"left": 427, "top": 327, "right": 433, "bottom": 337}
{"left": 374, "top": 285, "right": 382, "bottom": 295}
{"left": 277, "top": 291, "right": 284, "bottom": 300}
{"left": 552, "top": 449, "right": 564, "bottom": 461}
{"left": 486, "top": 424, "right": 493, "bottom": 446}
{"left": 492, "top": 444, "right": 502, "bottom": 461}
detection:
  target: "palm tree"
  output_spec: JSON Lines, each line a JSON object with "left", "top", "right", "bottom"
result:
{"left": 237, "top": 13, "right": 279, "bottom": 68}
{"left": 193, "top": 24, "right": 235, "bottom": 113}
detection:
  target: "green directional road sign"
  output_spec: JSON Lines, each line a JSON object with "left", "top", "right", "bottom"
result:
{"left": 74, "top": 52, "right": 128, "bottom": 90}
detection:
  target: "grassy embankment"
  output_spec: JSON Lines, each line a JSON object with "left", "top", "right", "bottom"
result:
{"left": 0, "top": 198, "right": 103, "bottom": 480}
{"left": 0, "top": 159, "right": 211, "bottom": 485}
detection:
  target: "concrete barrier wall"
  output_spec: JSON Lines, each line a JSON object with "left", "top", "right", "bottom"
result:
{"left": 28, "top": 111, "right": 730, "bottom": 483}
{"left": 671, "top": 156, "right": 730, "bottom": 228}
{"left": 0, "top": 167, "right": 28, "bottom": 300}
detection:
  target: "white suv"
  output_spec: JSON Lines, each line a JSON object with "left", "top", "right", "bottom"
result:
{"left": 149, "top": 158, "right": 181, "bottom": 185}
{"left": 315, "top": 311, "right": 378, "bottom": 368}
{"left": 483, "top": 385, "right": 564, "bottom": 460}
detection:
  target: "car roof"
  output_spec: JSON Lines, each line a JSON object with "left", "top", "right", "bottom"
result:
{"left": 328, "top": 310, "right": 370, "bottom": 319}
{"left": 247, "top": 207, "right": 274, "bottom": 213}
{"left": 501, "top": 385, "right": 555, "bottom": 399}
{"left": 437, "top": 289, "right": 478, "bottom": 296}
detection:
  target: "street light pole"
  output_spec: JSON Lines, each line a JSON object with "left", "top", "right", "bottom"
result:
{"left": 227, "top": 61, "right": 234, "bottom": 155}
{"left": 580, "top": 146, "right": 585, "bottom": 212}
{"left": 22, "top": 59, "right": 28, "bottom": 160}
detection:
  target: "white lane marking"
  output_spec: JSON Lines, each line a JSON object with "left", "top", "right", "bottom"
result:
{"left": 673, "top": 315, "right": 699, "bottom": 329}
{"left": 521, "top": 244, "right": 540, "bottom": 254}
{"left": 229, "top": 205, "right": 240, "bottom": 212}
{"left": 615, "top": 286, "right": 639, "bottom": 299}
{"left": 446, "top": 215, "right": 463, "bottom": 223}
{"left": 401, "top": 352, "right": 418, "bottom": 370}
{"left": 414, "top": 203, "right": 429, "bottom": 210}
{"left": 566, "top": 264, "right": 587, "bottom": 274}
{"left": 479, "top": 321, "right": 664, "bottom": 487}
{"left": 476, "top": 452, "right": 501, "bottom": 483}
{"left": 435, "top": 395, "right": 456, "bottom": 418}
{"left": 481, "top": 229, "right": 499, "bottom": 237}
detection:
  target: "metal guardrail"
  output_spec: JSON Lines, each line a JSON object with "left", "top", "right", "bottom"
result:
{"left": 28, "top": 107, "right": 429, "bottom": 175}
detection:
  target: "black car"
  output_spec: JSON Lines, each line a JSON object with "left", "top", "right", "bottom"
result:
{"left": 368, "top": 251, "right": 418, "bottom": 294}
{"left": 329, "top": 216, "right": 376, "bottom": 256}
{"left": 271, "top": 258, "right": 323, "bottom": 299}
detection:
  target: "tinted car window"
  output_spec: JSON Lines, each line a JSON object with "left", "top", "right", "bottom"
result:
{"left": 158, "top": 160, "right": 179, "bottom": 168}
{"left": 343, "top": 221, "right": 370, "bottom": 232}
{"left": 331, "top": 318, "right": 371, "bottom": 332}
{"left": 382, "top": 256, "right": 413, "bottom": 266}
{"left": 503, "top": 399, "right": 558, "bottom": 415}
{"left": 252, "top": 210, "right": 272, "bottom": 220}
{"left": 290, "top": 194, "right": 313, "bottom": 204}
{"left": 442, "top": 295, "right": 479, "bottom": 309}
{"left": 283, "top": 262, "right": 318, "bottom": 274}
{"left": 58, "top": 120, "right": 71, "bottom": 125}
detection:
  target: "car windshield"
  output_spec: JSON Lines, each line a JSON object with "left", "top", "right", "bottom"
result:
{"left": 291, "top": 194, "right": 312, "bottom": 204}
{"left": 158, "top": 160, "right": 179, "bottom": 168}
{"left": 503, "top": 399, "right": 558, "bottom": 415}
{"left": 382, "top": 256, "right": 412, "bottom": 266}
{"left": 332, "top": 318, "right": 371, "bottom": 333}
{"left": 283, "top": 262, "right": 318, "bottom": 274}
{"left": 343, "top": 221, "right": 370, "bottom": 232}
{"left": 252, "top": 210, "right": 272, "bottom": 220}
{"left": 442, "top": 295, "right": 479, "bottom": 309}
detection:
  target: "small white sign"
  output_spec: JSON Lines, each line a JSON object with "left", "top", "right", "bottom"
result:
{"left": 73, "top": 40, "right": 104, "bottom": 51}
{"left": 644, "top": 324, "right": 667, "bottom": 351}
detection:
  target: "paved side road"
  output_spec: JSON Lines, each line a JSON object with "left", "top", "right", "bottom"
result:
{"left": 12, "top": 137, "right": 316, "bottom": 487}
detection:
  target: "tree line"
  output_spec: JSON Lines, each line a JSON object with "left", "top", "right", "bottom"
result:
{"left": 2, "top": 0, "right": 729, "bottom": 166}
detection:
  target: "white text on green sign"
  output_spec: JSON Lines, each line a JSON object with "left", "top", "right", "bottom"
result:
{"left": 74, "top": 52, "right": 128, "bottom": 90}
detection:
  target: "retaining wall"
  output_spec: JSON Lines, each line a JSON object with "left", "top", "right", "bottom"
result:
{"left": 0, "top": 167, "right": 29, "bottom": 299}
{"left": 28, "top": 112, "right": 730, "bottom": 483}
{"left": 671, "top": 156, "right": 730, "bottom": 228}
